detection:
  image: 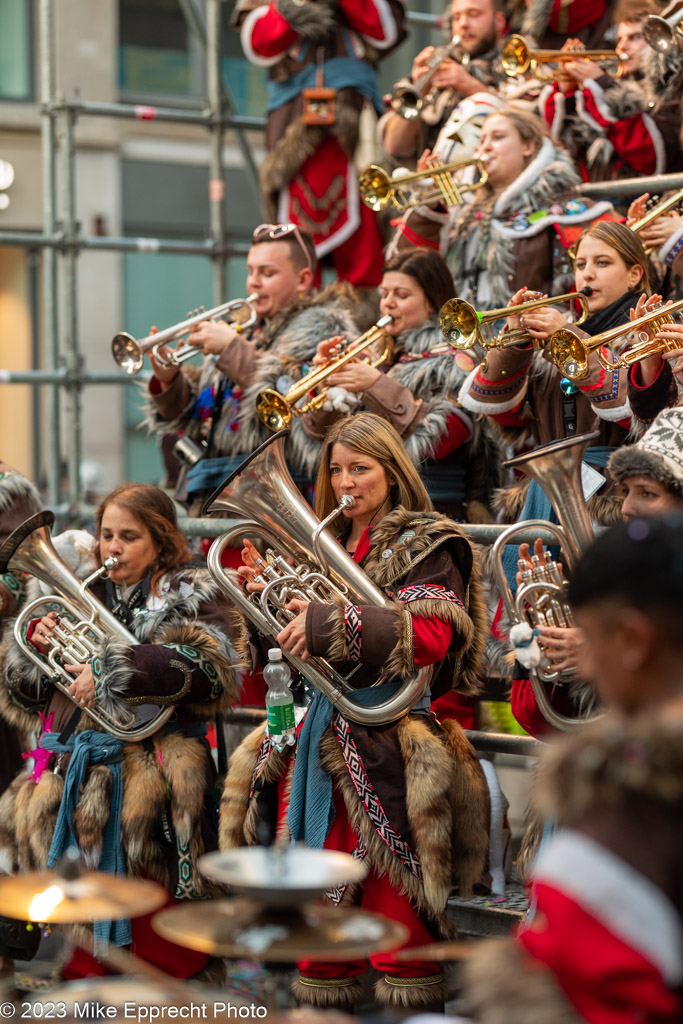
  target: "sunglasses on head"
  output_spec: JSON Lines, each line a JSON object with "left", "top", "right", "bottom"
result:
{"left": 252, "top": 222, "right": 313, "bottom": 272}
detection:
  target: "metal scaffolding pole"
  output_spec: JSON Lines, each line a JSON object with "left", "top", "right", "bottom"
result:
{"left": 39, "top": 0, "right": 61, "bottom": 506}
{"left": 59, "top": 105, "right": 82, "bottom": 505}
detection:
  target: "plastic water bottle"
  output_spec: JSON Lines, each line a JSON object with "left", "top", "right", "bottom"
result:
{"left": 264, "top": 648, "right": 296, "bottom": 752}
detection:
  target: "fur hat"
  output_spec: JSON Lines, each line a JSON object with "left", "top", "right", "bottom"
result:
{"left": 608, "top": 406, "right": 683, "bottom": 498}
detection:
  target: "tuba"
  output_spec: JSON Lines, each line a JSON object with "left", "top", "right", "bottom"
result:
{"left": 548, "top": 297, "right": 683, "bottom": 381}
{"left": 0, "top": 511, "right": 174, "bottom": 741}
{"left": 202, "top": 432, "right": 431, "bottom": 726}
{"left": 112, "top": 294, "right": 259, "bottom": 377}
{"left": 359, "top": 157, "right": 488, "bottom": 212}
{"left": 440, "top": 290, "right": 591, "bottom": 352}
{"left": 256, "top": 315, "right": 394, "bottom": 432}
{"left": 491, "top": 432, "right": 601, "bottom": 731}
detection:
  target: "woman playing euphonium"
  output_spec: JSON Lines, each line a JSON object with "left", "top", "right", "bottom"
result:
{"left": 0, "top": 484, "right": 243, "bottom": 981}
{"left": 220, "top": 413, "right": 490, "bottom": 1015}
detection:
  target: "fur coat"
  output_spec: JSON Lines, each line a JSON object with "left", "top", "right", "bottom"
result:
{"left": 146, "top": 284, "right": 358, "bottom": 486}
{"left": 443, "top": 139, "right": 612, "bottom": 309}
{"left": 463, "top": 701, "right": 683, "bottom": 1022}
{"left": 219, "top": 508, "right": 490, "bottom": 942}
{"left": 0, "top": 465, "right": 43, "bottom": 618}
{"left": 0, "top": 553, "right": 244, "bottom": 905}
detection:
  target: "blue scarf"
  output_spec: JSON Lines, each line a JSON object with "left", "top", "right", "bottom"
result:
{"left": 500, "top": 446, "right": 615, "bottom": 592}
{"left": 43, "top": 730, "right": 128, "bottom": 954}
{"left": 288, "top": 682, "right": 402, "bottom": 849}
{"left": 267, "top": 55, "right": 384, "bottom": 115}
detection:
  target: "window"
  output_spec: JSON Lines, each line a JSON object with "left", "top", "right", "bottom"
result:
{"left": 0, "top": 0, "right": 33, "bottom": 101}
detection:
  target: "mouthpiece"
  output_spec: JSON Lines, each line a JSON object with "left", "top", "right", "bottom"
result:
{"left": 340, "top": 494, "right": 355, "bottom": 510}
{"left": 581, "top": 286, "right": 593, "bottom": 297}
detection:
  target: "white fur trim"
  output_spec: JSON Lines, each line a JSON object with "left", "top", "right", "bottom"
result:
{"left": 575, "top": 87, "right": 606, "bottom": 136}
{"left": 535, "top": 829, "right": 683, "bottom": 985}
{"left": 493, "top": 139, "right": 557, "bottom": 216}
{"left": 581, "top": 78, "right": 616, "bottom": 124}
{"left": 363, "top": 0, "right": 399, "bottom": 49}
{"left": 642, "top": 112, "right": 666, "bottom": 175}
{"left": 540, "top": 85, "right": 563, "bottom": 143}
{"left": 458, "top": 363, "right": 529, "bottom": 415}
{"left": 590, "top": 397, "right": 631, "bottom": 422}
{"left": 451, "top": 405, "right": 474, "bottom": 438}
{"left": 278, "top": 162, "right": 360, "bottom": 258}
{"left": 493, "top": 200, "right": 614, "bottom": 240}
{"left": 658, "top": 222, "right": 683, "bottom": 263}
{"left": 240, "top": 7, "right": 283, "bottom": 67}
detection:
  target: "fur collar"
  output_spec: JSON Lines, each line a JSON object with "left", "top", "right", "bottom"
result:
{"left": 390, "top": 318, "right": 473, "bottom": 398}
{"left": 0, "top": 470, "right": 42, "bottom": 520}
{"left": 534, "top": 701, "right": 683, "bottom": 825}
{"left": 359, "top": 506, "right": 473, "bottom": 589}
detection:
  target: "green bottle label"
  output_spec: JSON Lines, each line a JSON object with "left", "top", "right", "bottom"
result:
{"left": 267, "top": 700, "right": 295, "bottom": 736}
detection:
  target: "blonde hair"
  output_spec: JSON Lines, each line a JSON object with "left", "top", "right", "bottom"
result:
{"left": 315, "top": 413, "right": 433, "bottom": 525}
{"left": 574, "top": 220, "right": 652, "bottom": 294}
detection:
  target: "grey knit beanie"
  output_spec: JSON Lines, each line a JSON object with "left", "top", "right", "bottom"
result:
{"left": 609, "top": 406, "right": 683, "bottom": 499}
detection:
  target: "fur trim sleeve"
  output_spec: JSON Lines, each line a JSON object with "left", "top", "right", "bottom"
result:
{"left": 92, "top": 616, "right": 242, "bottom": 725}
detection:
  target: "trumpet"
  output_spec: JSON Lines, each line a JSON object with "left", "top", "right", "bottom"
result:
{"left": 359, "top": 157, "right": 488, "bottom": 213}
{"left": 112, "top": 294, "right": 259, "bottom": 376}
{"left": 643, "top": 1, "right": 683, "bottom": 53}
{"left": 548, "top": 297, "right": 683, "bottom": 381}
{"left": 502, "top": 33, "right": 625, "bottom": 81}
{"left": 440, "top": 290, "right": 591, "bottom": 352}
{"left": 390, "top": 34, "right": 467, "bottom": 119}
{"left": 629, "top": 187, "right": 683, "bottom": 254}
{"left": 256, "top": 315, "right": 394, "bottom": 432}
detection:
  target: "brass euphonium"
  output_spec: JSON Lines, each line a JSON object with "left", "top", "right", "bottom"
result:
{"left": 359, "top": 157, "right": 488, "bottom": 212}
{"left": 548, "top": 297, "right": 683, "bottom": 381}
{"left": 502, "top": 33, "right": 625, "bottom": 81}
{"left": 0, "top": 512, "right": 175, "bottom": 741}
{"left": 202, "top": 431, "right": 432, "bottom": 726}
{"left": 491, "top": 432, "right": 601, "bottom": 732}
{"left": 112, "top": 294, "right": 259, "bottom": 376}
{"left": 256, "top": 315, "right": 394, "bottom": 432}
{"left": 440, "top": 290, "right": 591, "bottom": 352}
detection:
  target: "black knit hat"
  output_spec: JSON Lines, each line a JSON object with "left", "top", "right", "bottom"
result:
{"left": 608, "top": 407, "right": 683, "bottom": 499}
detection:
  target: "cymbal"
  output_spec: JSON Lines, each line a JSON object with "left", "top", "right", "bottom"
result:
{"left": 0, "top": 871, "right": 166, "bottom": 923}
{"left": 199, "top": 847, "right": 368, "bottom": 906}
{"left": 394, "top": 941, "right": 476, "bottom": 962}
{"left": 31, "top": 979, "right": 257, "bottom": 1019}
{"left": 153, "top": 898, "right": 409, "bottom": 961}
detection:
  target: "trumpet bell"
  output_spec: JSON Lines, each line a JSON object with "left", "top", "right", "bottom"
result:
{"left": 501, "top": 34, "right": 530, "bottom": 76}
{"left": 390, "top": 83, "right": 423, "bottom": 119}
{"left": 255, "top": 389, "right": 292, "bottom": 432}
{"left": 440, "top": 298, "right": 480, "bottom": 351}
{"left": 358, "top": 165, "right": 391, "bottom": 211}
{"left": 547, "top": 327, "right": 591, "bottom": 381}
{"left": 111, "top": 332, "right": 143, "bottom": 377}
{"left": 643, "top": 13, "right": 682, "bottom": 51}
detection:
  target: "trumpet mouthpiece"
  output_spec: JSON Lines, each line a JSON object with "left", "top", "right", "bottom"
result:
{"left": 340, "top": 494, "right": 355, "bottom": 510}
{"left": 581, "top": 286, "right": 593, "bottom": 297}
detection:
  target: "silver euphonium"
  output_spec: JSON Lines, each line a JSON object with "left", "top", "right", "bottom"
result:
{"left": 491, "top": 432, "right": 601, "bottom": 732}
{"left": 202, "top": 431, "right": 432, "bottom": 726}
{"left": 0, "top": 511, "right": 175, "bottom": 741}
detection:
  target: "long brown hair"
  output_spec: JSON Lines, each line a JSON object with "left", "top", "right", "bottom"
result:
{"left": 574, "top": 220, "right": 652, "bottom": 294}
{"left": 94, "top": 483, "right": 191, "bottom": 584}
{"left": 315, "top": 413, "right": 432, "bottom": 526}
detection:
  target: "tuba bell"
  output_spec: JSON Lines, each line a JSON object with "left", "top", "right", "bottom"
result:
{"left": 0, "top": 511, "right": 175, "bottom": 741}
{"left": 202, "top": 431, "right": 431, "bottom": 726}
{"left": 491, "top": 432, "right": 601, "bottom": 732}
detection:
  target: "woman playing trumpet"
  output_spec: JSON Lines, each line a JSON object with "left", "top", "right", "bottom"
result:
{"left": 220, "top": 413, "right": 490, "bottom": 1014}
{"left": 0, "top": 484, "right": 243, "bottom": 980}
{"left": 390, "top": 107, "right": 612, "bottom": 310}
{"left": 300, "top": 248, "right": 504, "bottom": 524}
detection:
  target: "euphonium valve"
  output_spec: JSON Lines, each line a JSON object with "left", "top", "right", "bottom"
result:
{"left": 202, "top": 431, "right": 431, "bottom": 726}
{"left": 256, "top": 315, "right": 394, "bottom": 432}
